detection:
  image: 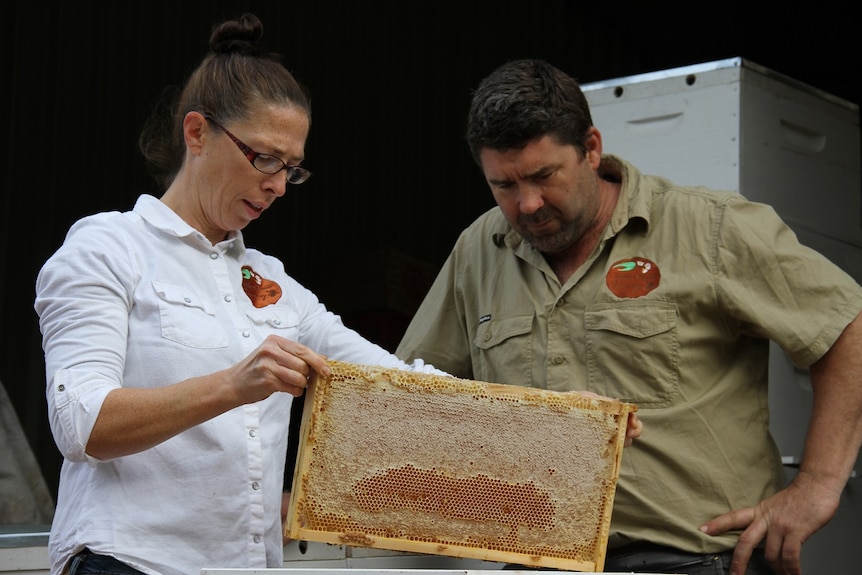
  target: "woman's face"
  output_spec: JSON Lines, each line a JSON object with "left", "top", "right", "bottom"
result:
{"left": 192, "top": 104, "right": 310, "bottom": 244}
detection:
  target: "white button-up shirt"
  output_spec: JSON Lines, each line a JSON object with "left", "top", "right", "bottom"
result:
{"left": 35, "top": 195, "right": 440, "bottom": 575}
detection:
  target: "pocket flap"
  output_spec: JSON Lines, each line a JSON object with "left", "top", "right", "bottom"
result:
{"left": 152, "top": 281, "right": 214, "bottom": 315}
{"left": 245, "top": 306, "right": 300, "bottom": 329}
{"left": 474, "top": 314, "right": 533, "bottom": 349}
{"left": 585, "top": 303, "right": 676, "bottom": 339}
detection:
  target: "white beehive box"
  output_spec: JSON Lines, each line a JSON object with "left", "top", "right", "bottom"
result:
{"left": 582, "top": 57, "right": 861, "bottom": 253}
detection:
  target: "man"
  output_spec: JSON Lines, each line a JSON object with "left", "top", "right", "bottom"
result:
{"left": 396, "top": 59, "right": 862, "bottom": 575}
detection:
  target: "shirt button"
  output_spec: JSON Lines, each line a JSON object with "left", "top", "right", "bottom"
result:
{"left": 253, "top": 534, "right": 261, "bottom": 544}
{"left": 553, "top": 355, "right": 565, "bottom": 365}
{"left": 57, "top": 384, "right": 65, "bottom": 392}
{"left": 210, "top": 253, "right": 219, "bottom": 260}
{"left": 483, "top": 333, "right": 492, "bottom": 342}
{"left": 249, "top": 430, "right": 257, "bottom": 438}
{"left": 242, "top": 330, "right": 250, "bottom": 338}
{"left": 273, "top": 319, "right": 281, "bottom": 326}
{"left": 224, "top": 295, "right": 233, "bottom": 302}
{"left": 184, "top": 297, "right": 192, "bottom": 304}
{"left": 252, "top": 481, "right": 260, "bottom": 490}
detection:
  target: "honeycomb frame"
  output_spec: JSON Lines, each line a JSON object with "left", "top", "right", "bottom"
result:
{"left": 286, "top": 360, "right": 637, "bottom": 572}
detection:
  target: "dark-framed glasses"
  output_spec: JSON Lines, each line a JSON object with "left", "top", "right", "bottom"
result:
{"left": 203, "top": 114, "right": 312, "bottom": 185}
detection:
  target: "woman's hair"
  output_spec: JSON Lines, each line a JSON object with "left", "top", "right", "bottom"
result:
{"left": 138, "top": 13, "right": 311, "bottom": 189}
{"left": 465, "top": 59, "right": 593, "bottom": 165}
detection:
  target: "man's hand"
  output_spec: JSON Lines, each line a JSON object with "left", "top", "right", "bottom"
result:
{"left": 698, "top": 471, "right": 841, "bottom": 575}
{"left": 624, "top": 411, "right": 643, "bottom": 447}
{"left": 578, "top": 390, "right": 643, "bottom": 446}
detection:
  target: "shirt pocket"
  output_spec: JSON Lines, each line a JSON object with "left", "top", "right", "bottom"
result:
{"left": 584, "top": 302, "right": 679, "bottom": 407}
{"left": 153, "top": 281, "right": 229, "bottom": 349}
{"left": 472, "top": 313, "right": 533, "bottom": 384}
{"left": 245, "top": 306, "right": 301, "bottom": 341}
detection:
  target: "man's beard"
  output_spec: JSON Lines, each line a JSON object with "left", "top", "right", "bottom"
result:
{"left": 517, "top": 207, "right": 580, "bottom": 254}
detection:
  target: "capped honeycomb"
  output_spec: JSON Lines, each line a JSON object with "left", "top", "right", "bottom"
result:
{"left": 286, "top": 360, "right": 637, "bottom": 572}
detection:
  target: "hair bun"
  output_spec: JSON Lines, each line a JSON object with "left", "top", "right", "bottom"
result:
{"left": 209, "top": 13, "right": 264, "bottom": 56}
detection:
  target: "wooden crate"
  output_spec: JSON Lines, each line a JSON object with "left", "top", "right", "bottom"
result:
{"left": 286, "top": 361, "right": 637, "bottom": 572}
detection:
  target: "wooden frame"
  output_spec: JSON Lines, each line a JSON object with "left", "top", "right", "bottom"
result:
{"left": 286, "top": 361, "right": 636, "bottom": 572}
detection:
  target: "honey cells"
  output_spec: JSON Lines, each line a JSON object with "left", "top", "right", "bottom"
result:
{"left": 287, "top": 360, "right": 636, "bottom": 571}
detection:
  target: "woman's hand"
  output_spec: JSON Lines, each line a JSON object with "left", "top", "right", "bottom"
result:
{"left": 225, "top": 335, "right": 331, "bottom": 404}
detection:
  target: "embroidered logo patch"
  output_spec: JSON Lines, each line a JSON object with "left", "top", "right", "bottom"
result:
{"left": 606, "top": 257, "right": 660, "bottom": 298}
{"left": 241, "top": 265, "right": 283, "bottom": 308}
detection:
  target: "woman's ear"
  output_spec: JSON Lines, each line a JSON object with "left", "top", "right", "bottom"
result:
{"left": 182, "top": 111, "right": 207, "bottom": 156}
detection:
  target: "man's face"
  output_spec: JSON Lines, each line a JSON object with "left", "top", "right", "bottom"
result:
{"left": 479, "top": 133, "right": 602, "bottom": 255}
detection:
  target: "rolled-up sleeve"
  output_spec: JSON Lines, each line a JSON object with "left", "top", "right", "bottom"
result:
{"left": 35, "top": 214, "right": 134, "bottom": 462}
{"left": 47, "top": 368, "right": 115, "bottom": 462}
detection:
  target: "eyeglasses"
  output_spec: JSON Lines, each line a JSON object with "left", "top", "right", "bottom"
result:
{"left": 204, "top": 115, "right": 312, "bottom": 185}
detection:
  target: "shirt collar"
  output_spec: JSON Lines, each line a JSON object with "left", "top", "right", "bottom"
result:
{"left": 600, "top": 154, "right": 650, "bottom": 237}
{"left": 133, "top": 194, "right": 246, "bottom": 253}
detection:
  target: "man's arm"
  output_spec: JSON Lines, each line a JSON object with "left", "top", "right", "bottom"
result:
{"left": 701, "top": 310, "right": 862, "bottom": 575}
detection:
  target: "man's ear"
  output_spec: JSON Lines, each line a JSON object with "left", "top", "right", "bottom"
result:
{"left": 182, "top": 111, "right": 207, "bottom": 156}
{"left": 583, "top": 126, "right": 603, "bottom": 167}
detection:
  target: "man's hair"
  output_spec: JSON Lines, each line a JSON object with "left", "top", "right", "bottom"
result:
{"left": 466, "top": 59, "right": 593, "bottom": 164}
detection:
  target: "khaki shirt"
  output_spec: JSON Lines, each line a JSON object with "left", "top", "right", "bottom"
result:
{"left": 397, "top": 155, "right": 862, "bottom": 553}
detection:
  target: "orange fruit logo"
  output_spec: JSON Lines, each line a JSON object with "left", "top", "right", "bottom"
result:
{"left": 241, "top": 265, "right": 283, "bottom": 308}
{"left": 606, "top": 257, "right": 660, "bottom": 298}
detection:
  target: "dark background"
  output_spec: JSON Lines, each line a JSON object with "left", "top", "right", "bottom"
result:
{"left": 3, "top": 0, "right": 861, "bottom": 506}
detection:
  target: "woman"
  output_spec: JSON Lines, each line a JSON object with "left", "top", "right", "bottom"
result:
{"left": 34, "top": 13, "right": 441, "bottom": 575}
